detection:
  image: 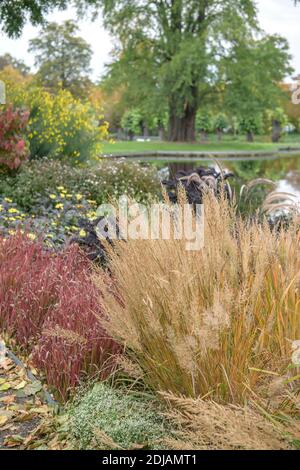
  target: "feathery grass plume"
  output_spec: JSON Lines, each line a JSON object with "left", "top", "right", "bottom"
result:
{"left": 97, "top": 192, "right": 300, "bottom": 403}
{"left": 161, "top": 392, "right": 293, "bottom": 450}
{"left": 92, "top": 428, "right": 124, "bottom": 450}
{"left": 261, "top": 190, "right": 299, "bottom": 216}
{"left": 42, "top": 325, "right": 88, "bottom": 346}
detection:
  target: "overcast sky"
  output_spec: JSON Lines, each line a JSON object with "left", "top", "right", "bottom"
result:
{"left": 0, "top": 0, "right": 299, "bottom": 81}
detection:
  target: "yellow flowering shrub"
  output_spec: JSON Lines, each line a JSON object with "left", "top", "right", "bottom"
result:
{"left": 0, "top": 67, "right": 109, "bottom": 165}
{"left": 28, "top": 89, "right": 109, "bottom": 164}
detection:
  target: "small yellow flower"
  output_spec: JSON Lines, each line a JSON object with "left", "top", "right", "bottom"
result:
{"left": 4, "top": 197, "right": 13, "bottom": 203}
{"left": 27, "top": 233, "right": 36, "bottom": 241}
{"left": 87, "top": 211, "right": 97, "bottom": 219}
{"left": 8, "top": 208, "right": 19, "bottom": 214}
{"left": 79, "top": 229, "right": 87, "bottom": 237}
{"left": 55, "top": 203, "right": 64, "bottom": 210}
{"left": 49, "top": 194, "right": 56, "bottom": 200}
{"left": 76, "top": 194, "right": 83, "bottom": 201}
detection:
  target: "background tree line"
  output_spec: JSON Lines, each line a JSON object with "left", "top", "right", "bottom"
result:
{"left": 0, "top": 0, "right": 299, "bottom": 142}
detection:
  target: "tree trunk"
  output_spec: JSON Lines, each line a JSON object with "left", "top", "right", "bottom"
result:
{"left": 168, "top": 104, "right": 197, "bottom": 142}
{"left": 216, "top": 129, "right": 223, "bottom": 141}
{"left": 271, "top": 120, "right": 282, "bottom": 143}
{"left": 246, "top": 131, "right": 254, "bottom": 142}
{"left": 200, "top": 130, "right": 208, "bottom": 142}
{"left": 117, "top": 127, "right": 122, "bottom": 140}
{"left": 143, "top": 123, "right": 149, "bottom": 138}
{"left": 128, "top": 130, "right": 134, "bottom": 141}
{"left": 158, "top": 127, "right": 165, "bottom": 141}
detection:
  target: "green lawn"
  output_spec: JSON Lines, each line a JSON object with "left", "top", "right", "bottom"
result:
{"left": 102, "top": 136, "right": 300, "bottom": 155}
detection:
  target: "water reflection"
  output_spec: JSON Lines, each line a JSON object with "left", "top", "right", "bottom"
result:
{"left": 148, "top": 155, "right": 300, "bottom": 203}
{"left": 276, "top": 171, "right": 300, "bottom": 203}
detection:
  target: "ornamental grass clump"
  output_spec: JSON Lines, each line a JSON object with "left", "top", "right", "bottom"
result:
{"left": 98, "top": 193, "right": 300, "bottom": 405}
{"left": 0, "top": 232, "right": 57, "bottom": 346}
{"left": 161, "top": 392, "right": 299, "bottom": 450}
{"left": 0, "top": 232, "right": 120, "bottom": 400}
{"left": 33, "top": 270, "right": 121, "bottom": 401}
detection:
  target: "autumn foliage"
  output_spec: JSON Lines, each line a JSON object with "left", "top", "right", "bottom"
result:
{"left": 0, "top": 105, "right": 29, "bottom": 171}
{"left": 0, "top": 233, "right": 120, "bottom": 400}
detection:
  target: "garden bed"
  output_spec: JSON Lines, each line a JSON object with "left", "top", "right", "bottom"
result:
{"left": 1, "top": 159, "right": 300, "bottom": 450}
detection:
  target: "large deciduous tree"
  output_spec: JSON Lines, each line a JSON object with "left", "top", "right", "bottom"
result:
{"left": 87, "top": 0, "right": 291, "bottom": 142}
{"left": 1, "top": 0, "right": 298, "bottom": 37}
{"left": 29, "top": 20, "right": 93, "bottom": 97}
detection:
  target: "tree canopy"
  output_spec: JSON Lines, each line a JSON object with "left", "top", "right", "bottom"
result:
{"left": 29, "top": 20, "right": 93, "bottom": 97}
{"left": 222, "top": 34, "right": 292, "bottom": 133}
{"left": 0, "top": 0, "right": 298, "bottom": 38}
{"left": 95, "top": 0, "right": 292, "bottom": 141}
{"left": 0, "top": 53, "right": 30, "bottom": 76}
{"left": 0, "top": 0, "right": 67, "bottom": 37}
{"left": 0, "top": 0, "right": 298, "bottom": 141}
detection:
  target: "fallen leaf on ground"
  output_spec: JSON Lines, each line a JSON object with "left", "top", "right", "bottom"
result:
{"left": 0, "top": 410, "right": 14, "bottom": 428}
{"left": 29, "top": 406, "right": 50, "bottom": 415}
{"left": 0, "top": 395, "right": 16, "bottom": 405}
{"left": 16, "top": 369, "right": 26, "bottom": 378}
{"left": 0, "top": 358, "right": 14, "bottom": 370}
{"left": 15, "top": 411, "right": 36, "bottom": 423}
{"left": 14, "top": 380, "right": 27, "bottom": 390}
{"left": 23, "top": 381, "right": 42, "bottom": 396}
{"left": 7, "top": 403, "right": 24, "bottom": 411}
{"left": 0, "top": 415, "right": 9, "bottom": 426}
{"left": 0, "top": 348, "right": 54, "bottom": 450}
{"left": 0, "top": 423, "right": 14, "bottom": 432}
{"left": 4, "top": 435, "right": 24, "bottom": 447}
{"left": 0, "top": 382, "right": 11, "bottom": 391}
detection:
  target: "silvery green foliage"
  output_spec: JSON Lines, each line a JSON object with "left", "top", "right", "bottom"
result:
{"left": 69, "top": 383, "right": 169, "bottom": 450}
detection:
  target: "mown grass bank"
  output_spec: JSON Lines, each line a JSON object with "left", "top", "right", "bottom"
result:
{"left": 102, "top": 136, "right": 300, "bottom": 155}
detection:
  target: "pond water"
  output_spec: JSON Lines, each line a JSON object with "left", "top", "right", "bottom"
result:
{"left": 132, "top": 154, "right": 300, "bottom": 203}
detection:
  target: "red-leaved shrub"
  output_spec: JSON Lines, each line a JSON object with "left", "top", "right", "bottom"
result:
{"left": 0, "top": 105, "right": 29, "bottom": 171}
{"left": 0, "top": 232, "right": 120, "bottom": 400}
